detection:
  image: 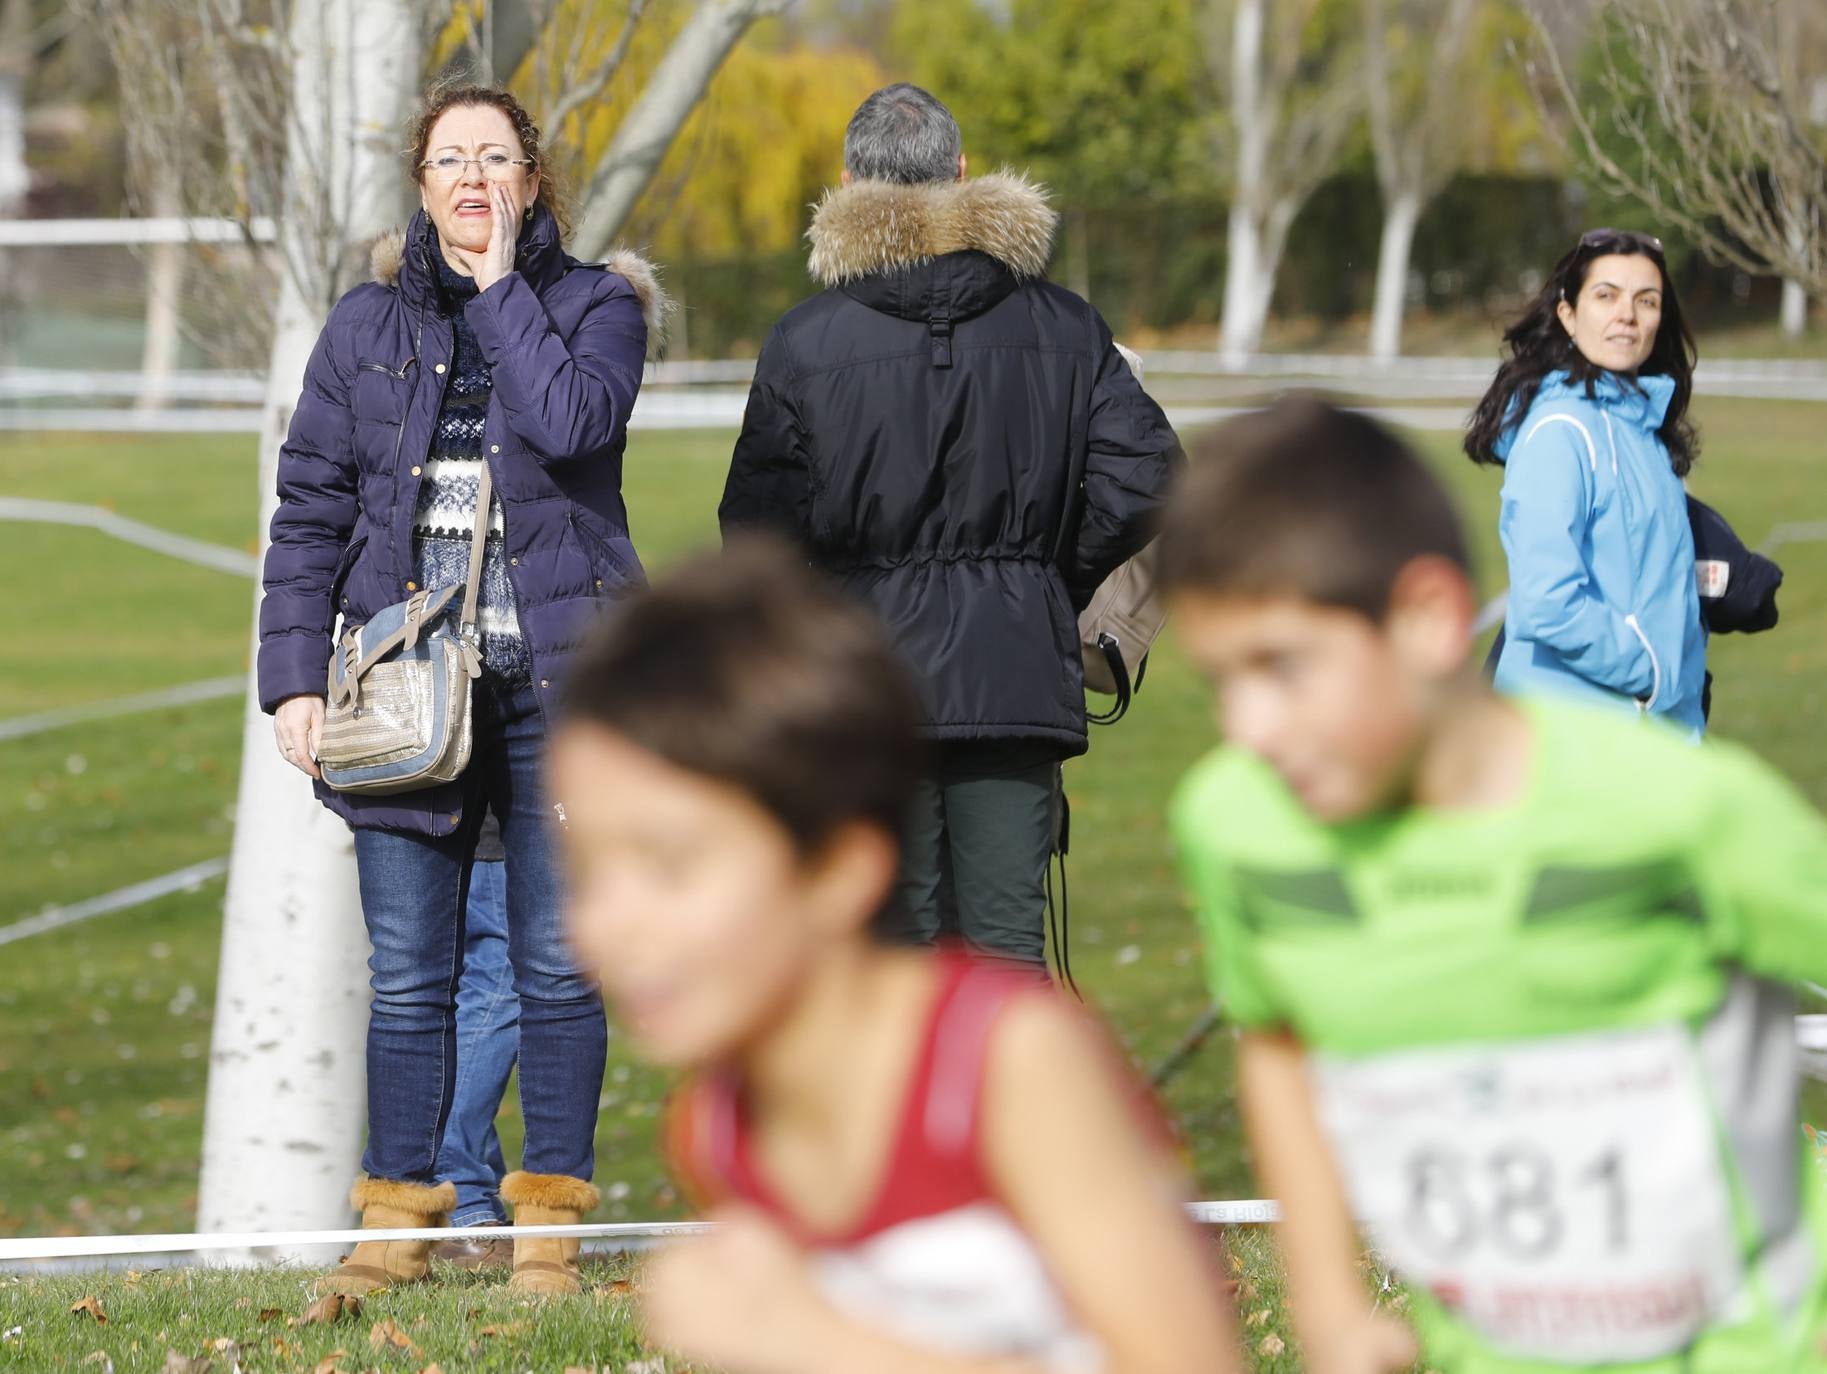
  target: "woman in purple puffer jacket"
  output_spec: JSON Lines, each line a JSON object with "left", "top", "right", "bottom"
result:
{"left": 256, "top": 83, "right": 668, "bottom": 1298}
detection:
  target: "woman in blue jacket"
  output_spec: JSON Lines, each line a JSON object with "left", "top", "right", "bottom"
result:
{"left": 258, "top": 85, "right": 667, "bottom": 1296}
{"left": 1466, "top": 228, "right": 1707, "bottom": 736}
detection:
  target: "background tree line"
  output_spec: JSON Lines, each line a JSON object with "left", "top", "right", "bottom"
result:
{"left": 9, "top": 0, "right": 1822, "bottom": 363}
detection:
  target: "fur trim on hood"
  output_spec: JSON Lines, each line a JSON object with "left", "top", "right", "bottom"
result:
{"left": 805, "top": 170, "right": 1058, "bottom": 287}
{"left": 368, "top": 231, "right": 673, "bottom": 362}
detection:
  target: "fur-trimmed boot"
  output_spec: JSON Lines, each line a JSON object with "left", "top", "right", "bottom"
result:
{"left": 501, "top": 1171, "right": 599, "bottom": 1296}
{"left": 315, "top": 1177, "right": 456, "bottom": 1296}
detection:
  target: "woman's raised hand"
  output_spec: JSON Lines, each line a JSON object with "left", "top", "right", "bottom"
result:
{"left": 274, "top": 694, "right": 325, "bottom": 780}
{"left": 473, "top": 183, "right": 520, "bottom": 294}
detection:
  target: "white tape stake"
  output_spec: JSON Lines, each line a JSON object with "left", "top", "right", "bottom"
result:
{"left": 0, "top": 1221, "right": 712, "bottom": 1263}
{"left": 0, "top": 1202, "right": 1284, "bottom": 1263}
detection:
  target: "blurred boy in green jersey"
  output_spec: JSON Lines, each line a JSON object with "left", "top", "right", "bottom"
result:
{"left": 1161, "top": 398, "right": 1827, "bottom": 1374}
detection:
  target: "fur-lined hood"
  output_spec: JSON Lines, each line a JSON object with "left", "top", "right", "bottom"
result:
{"left": 806, "top": 171, "right": 1058, "bottom": 287}
{"left": 369, "top": 224, "right": 672, "bottom": 363}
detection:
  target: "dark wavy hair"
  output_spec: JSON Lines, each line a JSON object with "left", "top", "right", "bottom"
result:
{"left": 404, "top": 81, "right": 577, "bottom": 243}
{"left": 1465, "top": 229, "right": 1698, "bottom": 476}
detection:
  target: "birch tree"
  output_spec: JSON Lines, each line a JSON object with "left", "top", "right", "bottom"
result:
{"left": 571, "top": 0, "right": 794, "bottom": 261}
{"left": 1363, "top": 0, "right": 1477, "bottom": 359}
{"left": 195, "top": 0, "right": 425, "bottom": 1258}
{"left": 1778, "top": 70, "right": 1825, "bottom": 336}
{"left": 1530, "top": 0, "right": 1827, "bottom": 298}
{"left": 0, "top": 0, "right": 36, "bottom": 366}
{"left": 0, "top": 0, "right": 27, "bottom": 216}
{"left": 1212, "top": 0, "right": 1362, "bottom": 364}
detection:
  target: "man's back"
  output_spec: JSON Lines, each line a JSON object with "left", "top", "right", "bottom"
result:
{"left": 721, "top": 171, "right": 1180, "bottom": 757}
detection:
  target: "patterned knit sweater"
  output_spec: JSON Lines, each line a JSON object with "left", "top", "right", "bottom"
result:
{"left": 412, "top": 254, "right": 529, "bottom": 684}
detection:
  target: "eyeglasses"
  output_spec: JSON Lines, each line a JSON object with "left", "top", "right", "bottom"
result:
{"left": 1579, "top": 227, "right": 1664, "bottom": 253}
{"left": 419, "top": 154, "right": 534, "bottom": 183}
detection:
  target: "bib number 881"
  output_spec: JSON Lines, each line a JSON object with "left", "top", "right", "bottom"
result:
{"left": 1407, "top": 1144, "right": 1626, "bottom": 1261}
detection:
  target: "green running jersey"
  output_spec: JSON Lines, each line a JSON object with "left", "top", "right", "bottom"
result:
{"left": 1172, "top": 699, "right": 1827, "bottom": 1373}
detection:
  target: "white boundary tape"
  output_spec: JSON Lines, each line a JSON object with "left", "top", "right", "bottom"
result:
{"left": 0, "top": 675, "right": 244, "bottom": 743}
{"left": 0, "top": 857, "right": 227, "bottom": 947}
{"left": 0, "top": 1202, "right": 1283, "bottom": 1263}
{"left": 0, "top": 498, "right": 257, "bottom": 577}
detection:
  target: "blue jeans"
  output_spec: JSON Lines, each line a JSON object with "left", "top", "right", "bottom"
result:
{"left": 431, "top": 859, "right": 519, "bottom": 1225}
{"left": 352, "top": 678, "right": 606, "bottom": 1184}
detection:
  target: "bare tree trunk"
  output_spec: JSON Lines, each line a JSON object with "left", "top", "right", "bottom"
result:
{"left": 1782, "top": 278, "right": 1809, "bottom": 337}
{"left": 0, "top": 0, "right": 29, "bottom": 368}
{"left": 1221, "top": 207, "right": 1268, "bottom": 363}
{"left": 137, "top": 185, "right": 186, "bottom": 412}
{"left": 1219, "top": 0, "right": 1267, "bottom": 365}
{"left": 1363, "top": 0, "right": 1474, "bottom": 361}
{"left": 196, "top": 0, "right": 425, "bottom": 1260}
{"left": 1781, "top": 158, "right": 1812, "bottom": 337}
{"left": 572, "top": 0, "right": 787, "bottom": 261}
{"left": 1369, "top": 186, "right": 1421, "bottom": 360}
{"left": 1215, "top": 0, "right": 1357, "bottom": 362}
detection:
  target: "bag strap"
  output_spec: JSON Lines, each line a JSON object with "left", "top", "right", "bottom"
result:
{"left": 460, "top": 463, "right": 492, "bottom": 639}
{"left": 1085, "top": 633, "right": 1133, "bottom": 725}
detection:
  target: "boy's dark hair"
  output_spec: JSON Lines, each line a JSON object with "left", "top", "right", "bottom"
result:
{"left": 1156, "top": 397, "right": 1470, "bottom": 619}
{"left": 562, "top": 538, "right": 925, "bottom": 852}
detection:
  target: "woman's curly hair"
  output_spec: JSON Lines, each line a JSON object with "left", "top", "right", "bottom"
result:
{"left": 404, "top": 81, "right": 577, "bottom": 243}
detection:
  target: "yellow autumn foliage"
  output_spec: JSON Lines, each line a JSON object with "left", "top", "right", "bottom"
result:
{"left": 430, "top": 3, "right": 886, "bottom": 261}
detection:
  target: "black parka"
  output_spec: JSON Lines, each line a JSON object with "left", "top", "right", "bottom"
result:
{"left": 719, "top": 172, "right": 1181, "bottom": 757}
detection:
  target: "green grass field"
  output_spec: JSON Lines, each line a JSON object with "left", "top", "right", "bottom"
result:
{"left": 3, "top": 397, "right": 1825, "bottom": 1371}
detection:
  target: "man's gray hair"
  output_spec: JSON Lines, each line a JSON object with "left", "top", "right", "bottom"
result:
{"left": 843, "top": 84, "right": 962, "bottom": 186}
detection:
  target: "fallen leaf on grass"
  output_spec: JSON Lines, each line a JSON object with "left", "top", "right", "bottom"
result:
{"left": 369, "top": 1318, "right": 421, "bottom": 1355}
{"left": 477, "top": 1321, "right": 529, "bottom": 1338}
{"left": 312, "top": 1352, "right": 348, "bottom": 1374}
{"left": 1245, "top": 1308, "right": 1273, "bottom": 1328}
{"left": 418, "top": 1365, "right": 445, "bottom": 1374}
{"left": 80, "top": 1353, "right": 113, "bottom": 1373}
{"left": 70, "top": 1296, "right": 107, "bottom": 1324}
{"left": 256, "top": 1309, "right": 282, "bottom": 1323}
{"left": 160, "top": 1353, "right": 212, "bottom": 1374}
{"left": 300, "top": 1293, "right": 361, "bottom": 1326}
{"left": 1259, "top": 1332, "right": 1286, "bottom": 1357}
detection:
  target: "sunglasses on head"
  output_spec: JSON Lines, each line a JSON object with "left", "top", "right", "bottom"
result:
{"left": 1579, "top": 227, "right": 1665, "bottom": 254}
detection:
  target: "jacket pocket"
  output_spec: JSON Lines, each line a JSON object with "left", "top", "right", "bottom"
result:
{"left": 1623, "top": 613, "right": 1662, "bottom": 712}
{"left": 329, "top": 533, "right": 369, "bottom": 614}
{"left": 353, "top": 360, "right": 412, "bottom": 425}
{"left": 566, "top": 510, "right": 645, "bottom": 591}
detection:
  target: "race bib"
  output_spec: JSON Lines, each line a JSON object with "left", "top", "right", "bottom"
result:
{"left": 1313, "top": 1025, "right": 1744, "bottom": 1363}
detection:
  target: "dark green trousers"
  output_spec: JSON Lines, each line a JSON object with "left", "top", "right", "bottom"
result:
{"left": 881, "top": 740, "right": 1062, "bottom": 971}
